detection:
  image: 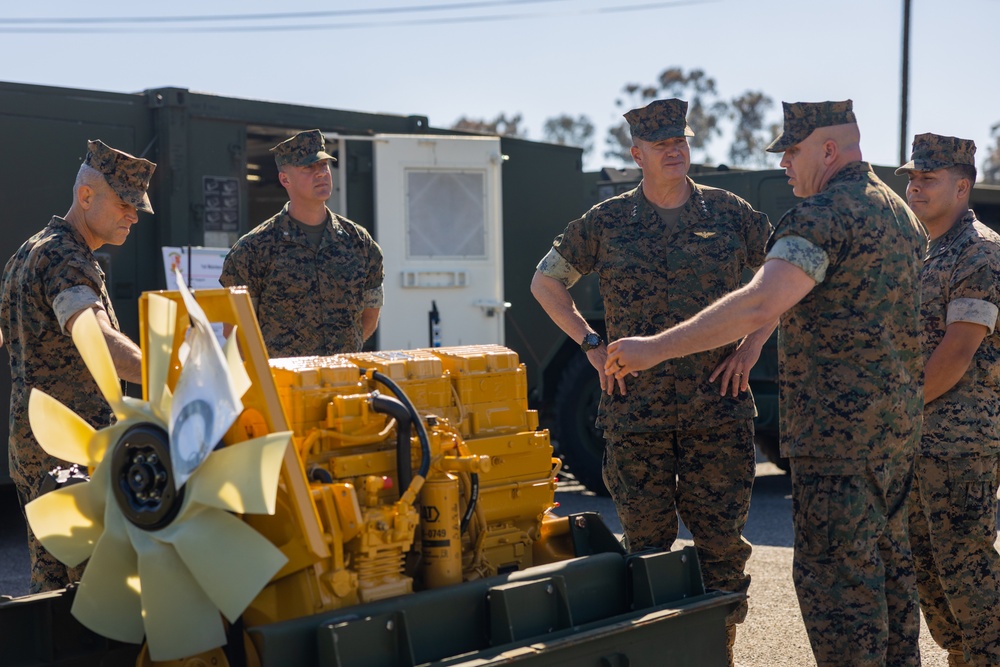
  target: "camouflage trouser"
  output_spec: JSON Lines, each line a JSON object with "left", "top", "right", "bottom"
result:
{"left": 11, "top": 444, "right": 86, "bottom": 594}
{"left": 908, "top": 454, "right": 1000, "bottom": 667}
{"left": 602, "top": 420, "right": 755, "bottom": 624}
{"left": 791, "top": 455, "right": 920, "bottom": 667}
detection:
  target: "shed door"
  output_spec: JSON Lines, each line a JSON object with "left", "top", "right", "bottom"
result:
{"left": 373, "top": 135, "right": 506, "bottom": 350}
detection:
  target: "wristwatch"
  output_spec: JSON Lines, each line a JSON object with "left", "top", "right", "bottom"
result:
{"left": 580, "top": 332, "right": 603, "bottom": 352}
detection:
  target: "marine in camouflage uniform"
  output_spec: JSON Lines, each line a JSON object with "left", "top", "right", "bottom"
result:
{"left": 220, "top": 129, "right": 384, "bottom": 357}
{"left": 606, "top": 100, "right": 926, "bottom": 667}
{"left": 532, "top": 99, "right": 771, "bottom": 651}
{"left": 898, "top": 134, "right": 1000, "bottom": 667}
{"left": 0, "top": 140, "right": 152, "bottom": 593}
{"left": 765, "top": 102, "right": 925, "bottom": 667}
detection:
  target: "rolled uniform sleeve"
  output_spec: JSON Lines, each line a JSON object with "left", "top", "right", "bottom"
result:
{"left": 948, "top": 298, "right": 998, "bottom": 333}
{"left": 536, "top": 247, "right": 583, "bottom": 288}
{"left": 52, "top": 285, "right": 102, "bottom": 333}
{"left": 766, "top": 236, "right": 830, "bottom": 283}
{"left": 767, "top": 203, "right": 847, "bottom": 279}
{"left": 41, "top": 248, "right": 111, "bottom": 334}
{"left": 946, "top": 257, "right": 1000, "bottom": 333}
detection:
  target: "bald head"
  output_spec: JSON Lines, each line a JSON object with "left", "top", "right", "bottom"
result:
{"left": 817, "top": 123, "right": 862, "bottom": 163}
{"left": 778, "top": 122, "right": 863, "bottom": 198}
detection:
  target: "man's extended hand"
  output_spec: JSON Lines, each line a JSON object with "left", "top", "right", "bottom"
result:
{"left": 604, "top": 336, "right": 659, "bottom": 389}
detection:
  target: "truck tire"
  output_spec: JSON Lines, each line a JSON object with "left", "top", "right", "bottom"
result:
{"left": 754, "top": 433, "right": 790, "bottom": 473}
{"left": 554, "top": 352, "right": 609, "bottom": 496}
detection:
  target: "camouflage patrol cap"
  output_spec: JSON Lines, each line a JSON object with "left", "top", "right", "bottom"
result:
{"left": 270, "top": 129, "right": 337, "bottom": 168}
{"left": 624, "top": 99, "right": 695, "bottom": 142}
{"left": 766, "top": 100, "right": 858, "bottom": 153}
{"left": 895, "top": 133, "right": 976, "bottom": 174}
{"left": 83, "top": 140, "right": 156, "bottom": 214}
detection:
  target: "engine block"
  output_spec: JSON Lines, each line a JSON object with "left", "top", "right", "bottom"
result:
{"left": 247, "top": 345, "right": 558, "bottom": 624}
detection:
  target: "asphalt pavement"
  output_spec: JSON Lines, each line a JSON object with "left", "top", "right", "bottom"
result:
{"left": 553, "top": 459, "right": 957, "bottom": 667}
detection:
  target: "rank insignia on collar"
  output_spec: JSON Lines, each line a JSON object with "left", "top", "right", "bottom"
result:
{"left": 694, "top": 231, "right": 716, "bottom": 238}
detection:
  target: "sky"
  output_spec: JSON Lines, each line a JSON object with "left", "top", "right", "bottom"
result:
{"left": 1, "top": 0, "right": 998, "bottom": 174}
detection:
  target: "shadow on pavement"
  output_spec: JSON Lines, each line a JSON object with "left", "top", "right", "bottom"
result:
{"left": 0, "top": 484, "right": 29, "bottom": 598}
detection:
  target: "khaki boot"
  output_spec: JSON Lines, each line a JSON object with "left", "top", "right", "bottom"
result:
{"left": 726, "top": 624, "right": 737, "bottom": 667}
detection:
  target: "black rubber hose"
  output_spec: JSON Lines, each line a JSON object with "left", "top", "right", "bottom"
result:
{"left": 460, "top": 473, "right": 479, "bottom": 534}
{"left": 369, "top": 391, "right": 413, "bottom": 492}
{"left": 371, "top": 371, "right": 431, "bottom": 479}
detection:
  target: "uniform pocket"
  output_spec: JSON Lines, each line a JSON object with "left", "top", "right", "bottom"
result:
{"left": 947, "top": 458, "right": 1000, "bottom": 541}
{"left": 793, "top": 473, "right": 874, "bottom": 557}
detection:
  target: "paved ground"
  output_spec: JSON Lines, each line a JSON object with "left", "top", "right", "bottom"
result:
{"left": 554, "top": 460, "right": 958, "bottom": 666}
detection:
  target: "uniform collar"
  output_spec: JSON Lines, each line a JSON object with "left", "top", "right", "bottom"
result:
{"left": 822, "top": 161, "right": 872, "bottom": 192}
{"left": 928, "top": 209, "right": 976, "bottom": 258}
{"left": 49, "top": 216, "right": 97, "bottom": 256}
{"left": 275, "top": 203, "right": 334, "bottom": 243}
{"left": 630, "top": 176, "right": 711, "bottom": 224}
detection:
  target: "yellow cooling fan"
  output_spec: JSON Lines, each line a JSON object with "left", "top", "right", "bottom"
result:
{"left": 24, "top": 281, "right": 291, "bottom": 662}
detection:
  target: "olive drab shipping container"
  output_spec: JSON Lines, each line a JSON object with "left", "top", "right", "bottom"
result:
{"left": 0, "top": 81, "right": 586, "bottom": 486}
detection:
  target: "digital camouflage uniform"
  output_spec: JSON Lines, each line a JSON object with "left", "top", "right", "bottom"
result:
{"left": 898, "top": 134, "right": 1000, "bottom": 667}
{"left": 0, "top": 140, "right": 154, "bottom": 593}
{"left": 542, "top": 101, "right": 771, "bottom": 629}
{"left": 765, "top": 101, "right": 926, "bottom": 667}
{"left": 220, "top": 130, "right": 384, "bottom": 357}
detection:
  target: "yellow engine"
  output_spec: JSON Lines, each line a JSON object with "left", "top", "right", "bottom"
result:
{"left": 112, "top": 286, "right": 567, "bottom": 662}
{"left": 9, "top": 284, "right": 742, "bottom": 667}
{"left": 250, "top": 345, "right": 560, "bottom": 626}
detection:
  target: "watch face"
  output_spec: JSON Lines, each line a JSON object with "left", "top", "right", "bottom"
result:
{"left": 582, "top": 333, "right": 601, "bottom": 350}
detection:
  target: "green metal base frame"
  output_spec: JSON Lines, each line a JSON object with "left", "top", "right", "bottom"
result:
{"left": 253, "top": 532, "right": 742, "bottom": 667}
{"left": 0, "top": 513, "right": 742, "bottom": 667}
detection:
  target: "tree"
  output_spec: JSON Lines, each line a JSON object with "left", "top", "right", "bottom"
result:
{"left": 542, "top": 114, "right": 595, "bottom": 158}
{"left": 984, "top": 121, "right": 1000, "bottom": 184}
{"left": 657, "top": 68, "right": 728, "bottom": 156}
{"left": 728, "top": 91, "right": 777, "bottom": 168}
{"left": 603, "top": 66, "right": 779, "bottom": 169}
{"left": 605, "top": 67, "right": 729, "bottom": 164}
{"left": 603, "top": 83, "right": 660, "bottom": 163}
{"left": 451, "top": 113, "right": 526, "bottom": 137}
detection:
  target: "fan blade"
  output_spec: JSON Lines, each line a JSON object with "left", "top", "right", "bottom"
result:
{"left": 25, "top": 462, "right": 108, "bottom": 567}
{"left": 28, "top": 389, "right": 96, "bottom": 466}
{"left": 223, "top": 327, "right": 252, "bottom": 400}
{"left": 71, "top": 307, "right": 126, "bottom": 418}
{"left": 187, "top": 432, "right": 290, "bottom": 515}
{"left": 146, "top": 294, "right": 178, "bottom": 414}
{"left": 156, "top": 506, "right": 287, "bottom": 622}
{"left": 71, "top": 499, "right": 144, "bottom": 644}
{"left": 129, "top": 523, "right": 227, "bottom": 661}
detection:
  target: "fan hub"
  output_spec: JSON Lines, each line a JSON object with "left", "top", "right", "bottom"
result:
{"left": 111, "top": 424, "right": 185, "bottom": 529}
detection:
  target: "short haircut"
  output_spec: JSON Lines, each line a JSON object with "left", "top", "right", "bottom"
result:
{"left": 949, "top": 163, "right": 977, "bottom": 187}
{"left": 73, "top": 163, "right": 109, "bottom": 197}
